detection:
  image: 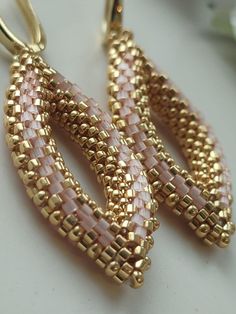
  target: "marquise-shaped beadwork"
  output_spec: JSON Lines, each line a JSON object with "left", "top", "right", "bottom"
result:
{"left": 107, "top": 30, "right": 235, "bottom": 248}
{"left": 4, "top": 49, "right": 159, "bottom": 288}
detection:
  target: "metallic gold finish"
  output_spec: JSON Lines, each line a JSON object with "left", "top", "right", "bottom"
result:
{"left": 0, "top": 0, "right": 45, "bottom": 54}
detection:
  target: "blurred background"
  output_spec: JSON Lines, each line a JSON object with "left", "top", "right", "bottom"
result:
{"left": 0, "top": 1, "right": 235, "bottom": 314}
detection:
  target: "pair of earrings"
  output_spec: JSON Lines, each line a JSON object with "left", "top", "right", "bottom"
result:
{"left": 1, "top": 0, "right": 234, "bottom": 289}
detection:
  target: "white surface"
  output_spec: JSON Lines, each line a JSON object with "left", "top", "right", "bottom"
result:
{"left": 0, "top": 1, "right": 235, "bottom": 314}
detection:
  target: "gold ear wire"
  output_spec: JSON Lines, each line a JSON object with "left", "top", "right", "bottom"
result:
{"left": 0, "top": 0, "right": 46, "bottom": 55}
{"left": 103, "top": 0, "right": 123, "bottom": 45}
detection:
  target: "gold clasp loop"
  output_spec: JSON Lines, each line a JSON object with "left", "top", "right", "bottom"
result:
{"left": 0, "top": 0, "right": 46, "bottom": 55}
{"left": 103, "top": 0, "right": 123, "bottom": 44}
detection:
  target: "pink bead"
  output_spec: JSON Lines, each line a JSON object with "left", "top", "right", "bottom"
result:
{"left": 49, "top": 182, "right": 64, "bottom": 195}
{"left": 128, "top": 113, "right": 140, "bottom": 125}
{"left": 39, "top": 165, "right": 53, "bottom": 177}
{"left": 176, "top": 183, "right": 189, "bottom": 197}
{"left": 134, "top": 131, "right": 146, "bottom": 142}
{"left": 132, "top": 213, "right": 144, "bottom": 226}
{"left": 119, "top": 144, "right": 130, "bottom": 154}
{"left": 31, "top": 137, "right": 46, "bottom": 148}
{"left": 118, "top": 152, "right": 130, "bottom": 162}
{"left": 119, "top": 106, "right": 131, "bottom": 118}
{"left": 124, "top": 69, "right": 135, "bottom": 78}
{"left": 126, "top": 124, "right": 139, "bottom": 136}
{"left": 138, "top": 191, "right": 151, "bottom": 203}
{"left": 41, "top": 155, "right": 55, "bottom": 166}
{"left": 25, "top": 70, "right": 37, "bottom": 80}
{"left": 98, "top": 231, "right": 114, "bottom": 247}
{"left": 134, "top": 141, "right": 146, "bottom": 153}
{"left": 143, "top": 146, "right": 157, "bottom": 158}
{"left": 95, "top": 218, "right": 109, "bottom": 234}
{"left": 99, "top": 119, "right": 112, "bottom": 131}
{"left": 123, "top": 53, "right": 134, "bottom": 63}
{"left": 133, "top": 198, "right": 144, "bottom": 209}
{"left": 58, "top": 80, "right": 72, "bottom": 91}
{"left": 80, "top": 216, "right": 97, "bottom": 232}
{"left": 188, "top": 186, "right": 201, "bottom": 199}
{"left": 28, "top": 90, "right": 38, "bottom": 99}
{"left": 135, "top": 226, "right": 146, "bottom": 239}
{"left": 159, "top": 170, "right": 174, "bottom": 184}
{"left": 123, "top": 98, "right": 135, "bottom": 108}
{"left": 87, "top": 102, "right": 101, "bottom": 116}
{"left": 132, "top": 182, "right": 143, "bottom": 192}
{"left": 129, "top": 159, "right": 143, "bottom": 169}
{"left": 139, "top": 208, "right": 150, "bottom": 219}
{"left": 117, "top": 90, "right": 129, "bottom": 100}
{"left": 31, "top": 147, "right": 44, "bottom": 159}
{"left": 110, "top": 129, "right": 120, "bottom": 139}
{"left": 171, "top": 174, "right": 185, "bottom": 186}
{"left": 21, "top": 112, "right": 33, "bottom": 122}
{"left": 19, "top": 95, "right": 32, "bottom": 106}
{"left": 29, "top": 121, "right": 41, "bottom": 129}
{"left": 123, "top": 82, "right": 134, "bottom": 92}
{"left": 118, "top": 61, "right": 129, "bottom": 71}
{"left": 108, "top": 136, "right": 120, "bottom": 147}
{"left": 116, "top": 75, "right": 128, "bottom": 85}
{"left": 26, "top": 105, "right": 38, "bottom": 114}
{"left": 22, "top": 128, "right": 37, "bottom": 140}
{"left": 81, "top": 203, "right": 93, "bottom": 215}
{"left": 144, "top": 157, "right": 158, "bottom": 169}
{"left": 137, "top": 175, "right": 148, "bottom": 185}
{"left": 61, "top": 188, "right": 77, "bottom": 201}
{"left": 62, "top": 199, "right": 78, "bottom": 214}
{"left": 74, "top": 93, "right": 88, "bottom": 103}
{"left": 69, "top": 84, "right": 82, "bottom": 96}
{"left": 49, "top": 171, "right": 64, "bottom": 183}
{"left": 101, "top": 111, "right": 112, "bottom": 122}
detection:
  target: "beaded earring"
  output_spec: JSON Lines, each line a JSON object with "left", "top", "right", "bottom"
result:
{"left": 104, "top": 0, "right": 235, "bottom": 247}
{"left": 2, "top": 0, "right": 159, "bottom": 288}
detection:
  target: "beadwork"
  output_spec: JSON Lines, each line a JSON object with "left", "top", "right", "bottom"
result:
{"left": 4, "top": 49, "right": 159, "bottom": 288}
{"left": 106, "top": 29, "right": 235, "bottom": 248}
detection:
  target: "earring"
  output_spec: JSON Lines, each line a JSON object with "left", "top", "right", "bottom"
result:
{"left": 104, "top": 0, "right": 235, "bottom": 247}
{"left": 2, "top": 0, "right": 159, "bottom": 288}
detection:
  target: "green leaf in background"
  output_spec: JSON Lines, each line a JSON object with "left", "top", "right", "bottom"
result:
{"left": 211, "top": 3, "right": 236, "bottom": 39}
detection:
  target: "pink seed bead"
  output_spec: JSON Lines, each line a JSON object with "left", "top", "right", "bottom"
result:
{"left": 135, "top": 226, "right": 146, "bottom": 239}
{"left": 98, "top": 231, "right": 114, "bottom": 247}
{"left": 128, "top": 113, "right": 140, "bottom": 125}
{"left": 21, "top": 112, "right": 33, "bottom": 122}
{"left": 80, "top": 203, "right": 93, "bottom": 215}
{"left": 139, "top": 208, "right": 151, "bottom": 219}
{"left": 61, "top": 188, "right": 77, "bottom": 201}
{"left": 31, "top": 147, "right": 44, "bottom": 159}
{"left": 80, "top": 216, "right": 97, "bottom": 232}
{"left": 49, "top": 182, "right": 64, "bottom": 195}
{"left": 95, "top": 218, "right": 109, "bottom": 234}
{"left": 22, "top": 128, "right": 37, "bottom": 140}
{"left": 62, "top": 199, "right": 78, "bottom": 214}
{"left": 39, "top": 165, "right": 53, "bottom": 177}
{"left": 116, "top": 75, "right": 128, "bottom": 85}
{"left": 132, "top": 213, "right": 144, "bottom": 226}
{"left": 49, "top": 171, "right": 64, "bottom": 183}
{"left": 117, "top": 90, "right": 129, "bottom": 100}
{"left": 118, "top": 61, "right": 129, "bottom": 71}
{"left": 124, "top": 68, "right": 135, "bottom": 78}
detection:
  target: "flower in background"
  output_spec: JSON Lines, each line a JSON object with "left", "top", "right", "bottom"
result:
{"left": 207, "top": 0, "right": 236, "bottom": 39}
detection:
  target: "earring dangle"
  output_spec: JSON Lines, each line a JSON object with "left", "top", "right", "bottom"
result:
{"left": 104, "top": 0, "right": 235, "bottom": 247}
{"left": 2, "top": 0, "right": 159, "bottom": 288}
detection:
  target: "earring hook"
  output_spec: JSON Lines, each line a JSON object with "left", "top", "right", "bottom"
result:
{"left": 0, "top": 0, "right": 46, "bottom": 55}
{"left": 103, "top": 0, "right": 123, "bottom": 44}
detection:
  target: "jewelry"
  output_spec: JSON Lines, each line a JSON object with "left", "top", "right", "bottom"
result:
{"left": 104, "top": 0, "right": 235, "bottom": 247}
{"left": 2, "top": 0, "right": 159, "bottom": 288}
